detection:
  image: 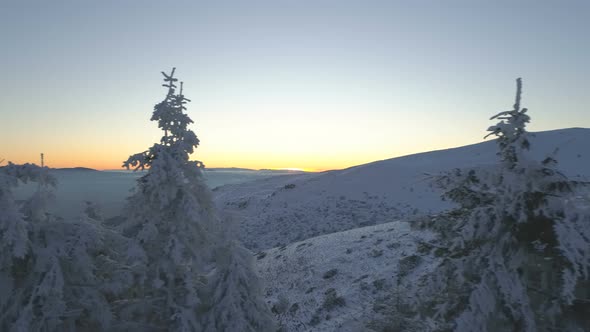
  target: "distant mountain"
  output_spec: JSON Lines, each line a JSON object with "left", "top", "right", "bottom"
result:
{"left": 52, "top": 167, "right": 98, "bottom": 172}
{"left": 207, "top": 167, "right": 308, "bottom": 173}
{"left": 206, "top": 167, "right": 257, "bottom": 172}
{"left": 258, "top": 169, "right": 308, "bottom": 173}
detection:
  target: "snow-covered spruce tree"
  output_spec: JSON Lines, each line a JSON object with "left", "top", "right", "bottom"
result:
{"left": 0, "top": 163, "right": 130, "bottom": 331}
{"left": 414, "top": 78, "right": 590, "bottom": 331}
{"left": 118, "top": 68, "right": 275, "bottom": 331}
{"left": 485, "top": 77, "right": 531, "bottom": 168}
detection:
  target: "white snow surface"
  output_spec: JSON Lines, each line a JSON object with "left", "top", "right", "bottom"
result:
{"left": 257, "top": 220, "right": 437, "bottom": 331}
{"left": 215, "top": 128, "right": 590, "bottom": 250}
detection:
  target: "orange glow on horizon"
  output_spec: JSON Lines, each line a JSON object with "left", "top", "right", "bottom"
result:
{"left": 1, "top": 154, "right": 332, "bottom": 172}
{"left": 1, "top": 135, "right": 483, "bottom": 173}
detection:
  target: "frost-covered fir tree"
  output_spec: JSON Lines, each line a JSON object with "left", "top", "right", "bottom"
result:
{"left": 0, "top": 163, "right": 129, "bottom": 331}
{"left": 415, "top": 78, "right": 590, "bottom": 331}
{"left": 201, "top": 242, "right": 276, "bottom": 332}
{"left": 118, "top": 68, "right": 275, "bottom": 331}
{"left": 485, "top": 78, "right": 531, "bottom": 167}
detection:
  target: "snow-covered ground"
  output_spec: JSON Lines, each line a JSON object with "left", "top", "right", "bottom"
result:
{"left": 257, "top": 220, "right": 438, "bottom": 331}
{"left": 215, "top": 128, "right": 590, "bottom": 250}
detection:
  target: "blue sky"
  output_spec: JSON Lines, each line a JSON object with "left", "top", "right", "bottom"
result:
{"left": 1, "top": 1, "right": 589, "bottom": 170}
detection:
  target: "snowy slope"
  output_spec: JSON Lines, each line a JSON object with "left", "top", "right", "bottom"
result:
{"left": 257, "top": 220, "right": 438, "bottom": 332}
{"left": 214, "top": 128, "right": 590, "bottom": 250}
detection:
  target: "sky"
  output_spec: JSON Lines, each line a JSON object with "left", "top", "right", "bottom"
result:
{"left": 1, "top": 1, "right": 589, "bottom": 171}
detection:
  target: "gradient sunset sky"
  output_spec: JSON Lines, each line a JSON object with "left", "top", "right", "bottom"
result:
{"left": 1, "top": 1, "right": 589, "bottom": 171}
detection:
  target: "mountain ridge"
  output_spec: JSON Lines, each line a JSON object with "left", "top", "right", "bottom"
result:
{"left": 214, "top": 127, "right": 590, "bottom": 250}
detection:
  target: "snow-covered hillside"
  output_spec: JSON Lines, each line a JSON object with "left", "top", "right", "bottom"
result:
{"left": 214, "top": 128, "right": 590, "bottom": 250}
{"left": 257, "top": 220, "right": 438, "bottom": 331}
{"left": 226, "top": 128, "right": 590, "bottom": 331}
